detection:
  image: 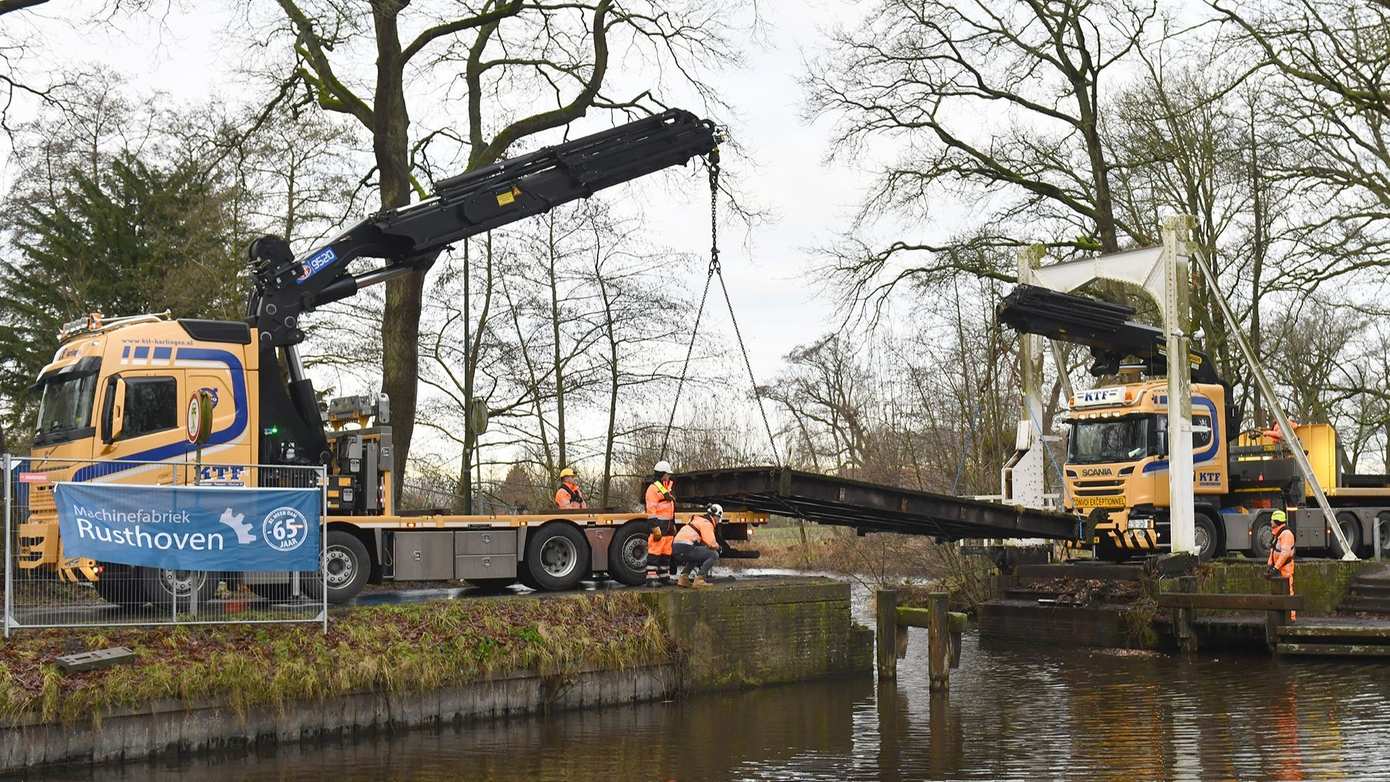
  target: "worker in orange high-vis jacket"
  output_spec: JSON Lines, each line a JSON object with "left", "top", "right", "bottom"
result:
{"left": 1267, "top": 509, "right": 1296, "bottom": 621}
{"left": 674, "top": 504, "right": 722, "bottom": 588}
{"left": 554, "top": 468, "right": 588, "bottom": 510}
{"left": 644, "top": 460, "right": 677, "bottom": 585}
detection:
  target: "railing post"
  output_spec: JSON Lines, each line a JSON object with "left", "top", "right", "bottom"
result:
{"left": 928, "top": 592, "right": 950, "bottom": 692}
{"left": 875, "top": 588, "right": 898, "bottom": 680}
{"left": 320, "top": 465, "right": 328, "bottom": 634}
{"left": 4, "top": 453, "right": 11, "bottom": 639}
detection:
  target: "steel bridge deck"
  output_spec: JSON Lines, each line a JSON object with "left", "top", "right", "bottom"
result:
{"left": 675, "top": 467, "right": 1080, "bottom": 540}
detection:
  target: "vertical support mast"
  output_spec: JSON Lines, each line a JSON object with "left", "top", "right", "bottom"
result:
{"left": 1162, "top": 216, "right": 1197, "bottom": 556}
{"left": 1187, "top": 239, "right": 1355, "bottom": 559}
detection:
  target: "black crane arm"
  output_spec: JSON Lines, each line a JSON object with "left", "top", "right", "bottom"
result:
{"left": 997, "top": 284, "right": 1223, "bottom": 385}
{"left": 242, "top": 108, "right": 718, "bottom": 466}
{"left": 247, "top": 108, "right": 720, "bottom": 348}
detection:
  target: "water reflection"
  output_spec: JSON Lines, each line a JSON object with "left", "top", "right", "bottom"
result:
{"left": 47, "top": 580, "right": 1390, "bottom": 781}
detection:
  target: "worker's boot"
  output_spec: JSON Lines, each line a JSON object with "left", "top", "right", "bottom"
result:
{"left": 692, "top": 577, "right": 712, "bottom": 589}
{"left": 676, "top": 575, "right": 692, "bottom": 589}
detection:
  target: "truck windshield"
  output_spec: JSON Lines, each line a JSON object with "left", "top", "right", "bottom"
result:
{"left": 1068, "top": 415, "right": 1152, "bottom": 465}
{"left": 35, "top": 372, "right": 98, "bottom": 444}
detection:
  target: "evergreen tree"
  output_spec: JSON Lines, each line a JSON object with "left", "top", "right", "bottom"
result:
{"left": 0, "top": 154, "right": 244, "bottom": 441}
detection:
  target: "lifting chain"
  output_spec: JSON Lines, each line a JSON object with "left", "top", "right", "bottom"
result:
{"left": 660, "top": 148, "right": 783, "bottom": 467}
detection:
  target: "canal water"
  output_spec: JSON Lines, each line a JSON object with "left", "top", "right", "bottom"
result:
{"left": 57, "top": 577, "right": 1390, "bottom": 781}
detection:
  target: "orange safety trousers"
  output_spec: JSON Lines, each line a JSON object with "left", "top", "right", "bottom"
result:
{"left": 1269, "top": 526, "right": 1296, "bottom": 621}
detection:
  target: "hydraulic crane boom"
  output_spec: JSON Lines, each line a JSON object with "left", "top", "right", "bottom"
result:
{"left": 243, "top": 108, "right": 720, "bottom": 465}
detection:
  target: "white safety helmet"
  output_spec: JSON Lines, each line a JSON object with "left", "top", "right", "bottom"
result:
{"left": 654, "top": 460, "right": 673, "bottom": 474}
{"left": 706, "top": 503, "right": 724, "bottom": 517}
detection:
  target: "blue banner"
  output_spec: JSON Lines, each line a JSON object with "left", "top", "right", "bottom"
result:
{"left": 56, "top": 483, "right": 321, "bottom": 572}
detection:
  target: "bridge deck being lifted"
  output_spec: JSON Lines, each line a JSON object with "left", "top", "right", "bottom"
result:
{"left": 676, "top": 467, "right": 1081, "bottom": 541}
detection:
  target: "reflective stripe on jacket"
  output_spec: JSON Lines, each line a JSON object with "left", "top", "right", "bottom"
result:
{"left": 555, "top": 483, "right": 587, "bottom": 510}
{"left": 645, "top": 480, "right": 675, "bottom": 520}
{"left": 1268, "top": 525, "right": 1295, "bottom": 574}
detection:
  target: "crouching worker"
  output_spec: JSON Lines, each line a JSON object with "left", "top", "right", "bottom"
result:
{"left": 674, "top": 504, "right": 723, "bottom": 589}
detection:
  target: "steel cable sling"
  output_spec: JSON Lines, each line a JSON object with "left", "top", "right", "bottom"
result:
{"left": 660, "top": 146, "right": 782, "bottom": 467}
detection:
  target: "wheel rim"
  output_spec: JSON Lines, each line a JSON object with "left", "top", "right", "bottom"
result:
{"left": 621, "top": 534, "right": 648, "bottom": 571}
{"left": 1255, "top": 523, "right": 1274, "bottom": 554}
{"left": 158, "top": 569, "right": 205, "bottom": 597}
{"left": 540, "top": 536, "right": 578, "bottom": 578}
{"left": 325, "top": 547, "right": 355, "bottom": 587}
{"left": 1194, "top": 524, "right": 1212, "bottom": 557}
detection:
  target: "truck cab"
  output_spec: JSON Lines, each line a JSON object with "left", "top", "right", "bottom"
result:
{"left": 20, "top": 314, "right": 260, "bottom": 595}
{"left": 1063, "top": 380, "right": 1230, "bottom": 559}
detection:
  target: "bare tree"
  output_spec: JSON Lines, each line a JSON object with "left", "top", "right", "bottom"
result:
{"left": 805, "top": 0, "right": 1158, "bottom": 313}
{"left": 265, "top": 0, "right": 741, "bottom": 494}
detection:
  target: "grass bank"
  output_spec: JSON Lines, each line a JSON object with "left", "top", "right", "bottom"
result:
{"left": 0, "top": 592, "right": 667, "bottom": 727}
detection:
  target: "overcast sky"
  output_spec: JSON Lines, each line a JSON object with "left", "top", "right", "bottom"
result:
{"left": 4, "top": 1, "right": 888, "bottom": 383}
{"left": 2, "top": 2, "right": 949, "bottom": 471}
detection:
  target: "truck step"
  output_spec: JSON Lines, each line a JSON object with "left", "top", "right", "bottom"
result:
{"left": 1278, "top": 642, "right": 1390, "bottom": 657}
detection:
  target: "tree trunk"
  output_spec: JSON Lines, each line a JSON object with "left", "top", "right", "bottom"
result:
{"left": 458, "top": 238, "right": 473, "bottom": 514}
{"left": 371, "top": 3, "right": 417, "bottom": 502}
{"left": 596, "top": 265, "right": 619, "bottom": 509}
{"left": 548, "top": 218, "right": 567, "bottom": 469}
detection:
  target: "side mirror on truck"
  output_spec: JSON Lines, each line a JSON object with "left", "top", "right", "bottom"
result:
{"left": 100, "top": 375, "right": 125, "bottom": 444}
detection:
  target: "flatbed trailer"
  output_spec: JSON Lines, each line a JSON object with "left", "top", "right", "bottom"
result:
{"left": 316, "top": 508, "right": 767, "bottom": 599}
{"left": 675, "top": 467, "right": 1081, "bottom": 541}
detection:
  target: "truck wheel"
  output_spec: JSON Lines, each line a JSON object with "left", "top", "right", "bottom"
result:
{"left": 523, "top": 523, "right": 590, "bottom": 592}
{"left": 1250, "top": 513, "right": 1275, "bottom": 561}
{"left": 607, "top": 521, "right": 650, "bottom": 586}
{"left": 1378, "top": 513, "right": 1390, "bottom": 555}
{"left": 317, "top": 529, "right": 370, "bottom": 603}
{"left": 92, "top": 563, "right": 144, "bottom": 607}
{"left": 137, "top": 566, "right": 218, "bottom": 608}
{"left": 1332, "top": 512, "right": 1362, "bottom": 558}
{"left": 1193, "top": 513, "right": 1220, "bottom": 561}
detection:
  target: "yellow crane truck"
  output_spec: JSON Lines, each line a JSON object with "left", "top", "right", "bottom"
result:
{"left": 1000, "top": 285, "right": 1390, "bottom": 562}
{"left": 15, "top": 109, "right": 761, "bottom": 604}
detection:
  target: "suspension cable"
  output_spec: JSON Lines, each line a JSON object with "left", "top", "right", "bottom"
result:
{"left": 660, "top": 147, "right": 783, "bottom": 467}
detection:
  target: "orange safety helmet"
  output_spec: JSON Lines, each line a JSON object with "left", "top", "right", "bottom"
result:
{"left": 559, "top": 467, "right": 577, "bottom": 480}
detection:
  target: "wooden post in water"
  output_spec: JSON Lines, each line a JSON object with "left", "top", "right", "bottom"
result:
{"left": 1266, "top": 575, "right": 1287, "bottom": 652}
{"left": 1175, "top": 575, "right": 1198, "bottom": 654}
{"left": 928, "top": 591, "right": 950, "bottom": 692}
{"left": 875, "top": 589, "right": 898, "bottom": 680}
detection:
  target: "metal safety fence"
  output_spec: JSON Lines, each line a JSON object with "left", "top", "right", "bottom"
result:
{"left": 3, "top": 456, "right": 327, "bottom": 635}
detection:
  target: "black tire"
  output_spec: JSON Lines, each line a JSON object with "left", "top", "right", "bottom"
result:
{"left": 1250, "top": 513, "right": 1275, "bottom": 561}
{"left": 136, "top": 566, "right": 218, "bottom": 608}
{"left": 319, "top": 529, "right": 370, "bottom": 603}
{"left": 1377, "top": 512, "right": 1390, "bottom": 557}
{"left": 523, "top": 523, "right": 590, "bottom": 592}
{"left": 1332, "top": 511, "right": 1362, "bottom": 558}
{"left": 466, "top": 578, "right": 516, "bottom": 592}
{"left": 607, "top": 521, "right": 650, "bottom": 586}
{"left": 1194, "top": 513, "right": 1220, "bottom": 561}
{"left": 92, "top": 563, "right": 145, "bottom": 607}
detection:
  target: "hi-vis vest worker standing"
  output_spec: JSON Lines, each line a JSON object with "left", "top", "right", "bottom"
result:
{"left": 1267, "top": 509, "right": 1296, "bottom": 621}
{"left": 645, "top": 460, "right": 677, "bottom": 585}
{"left": 554, "top": 468, "right": 588, "bottom": 510}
